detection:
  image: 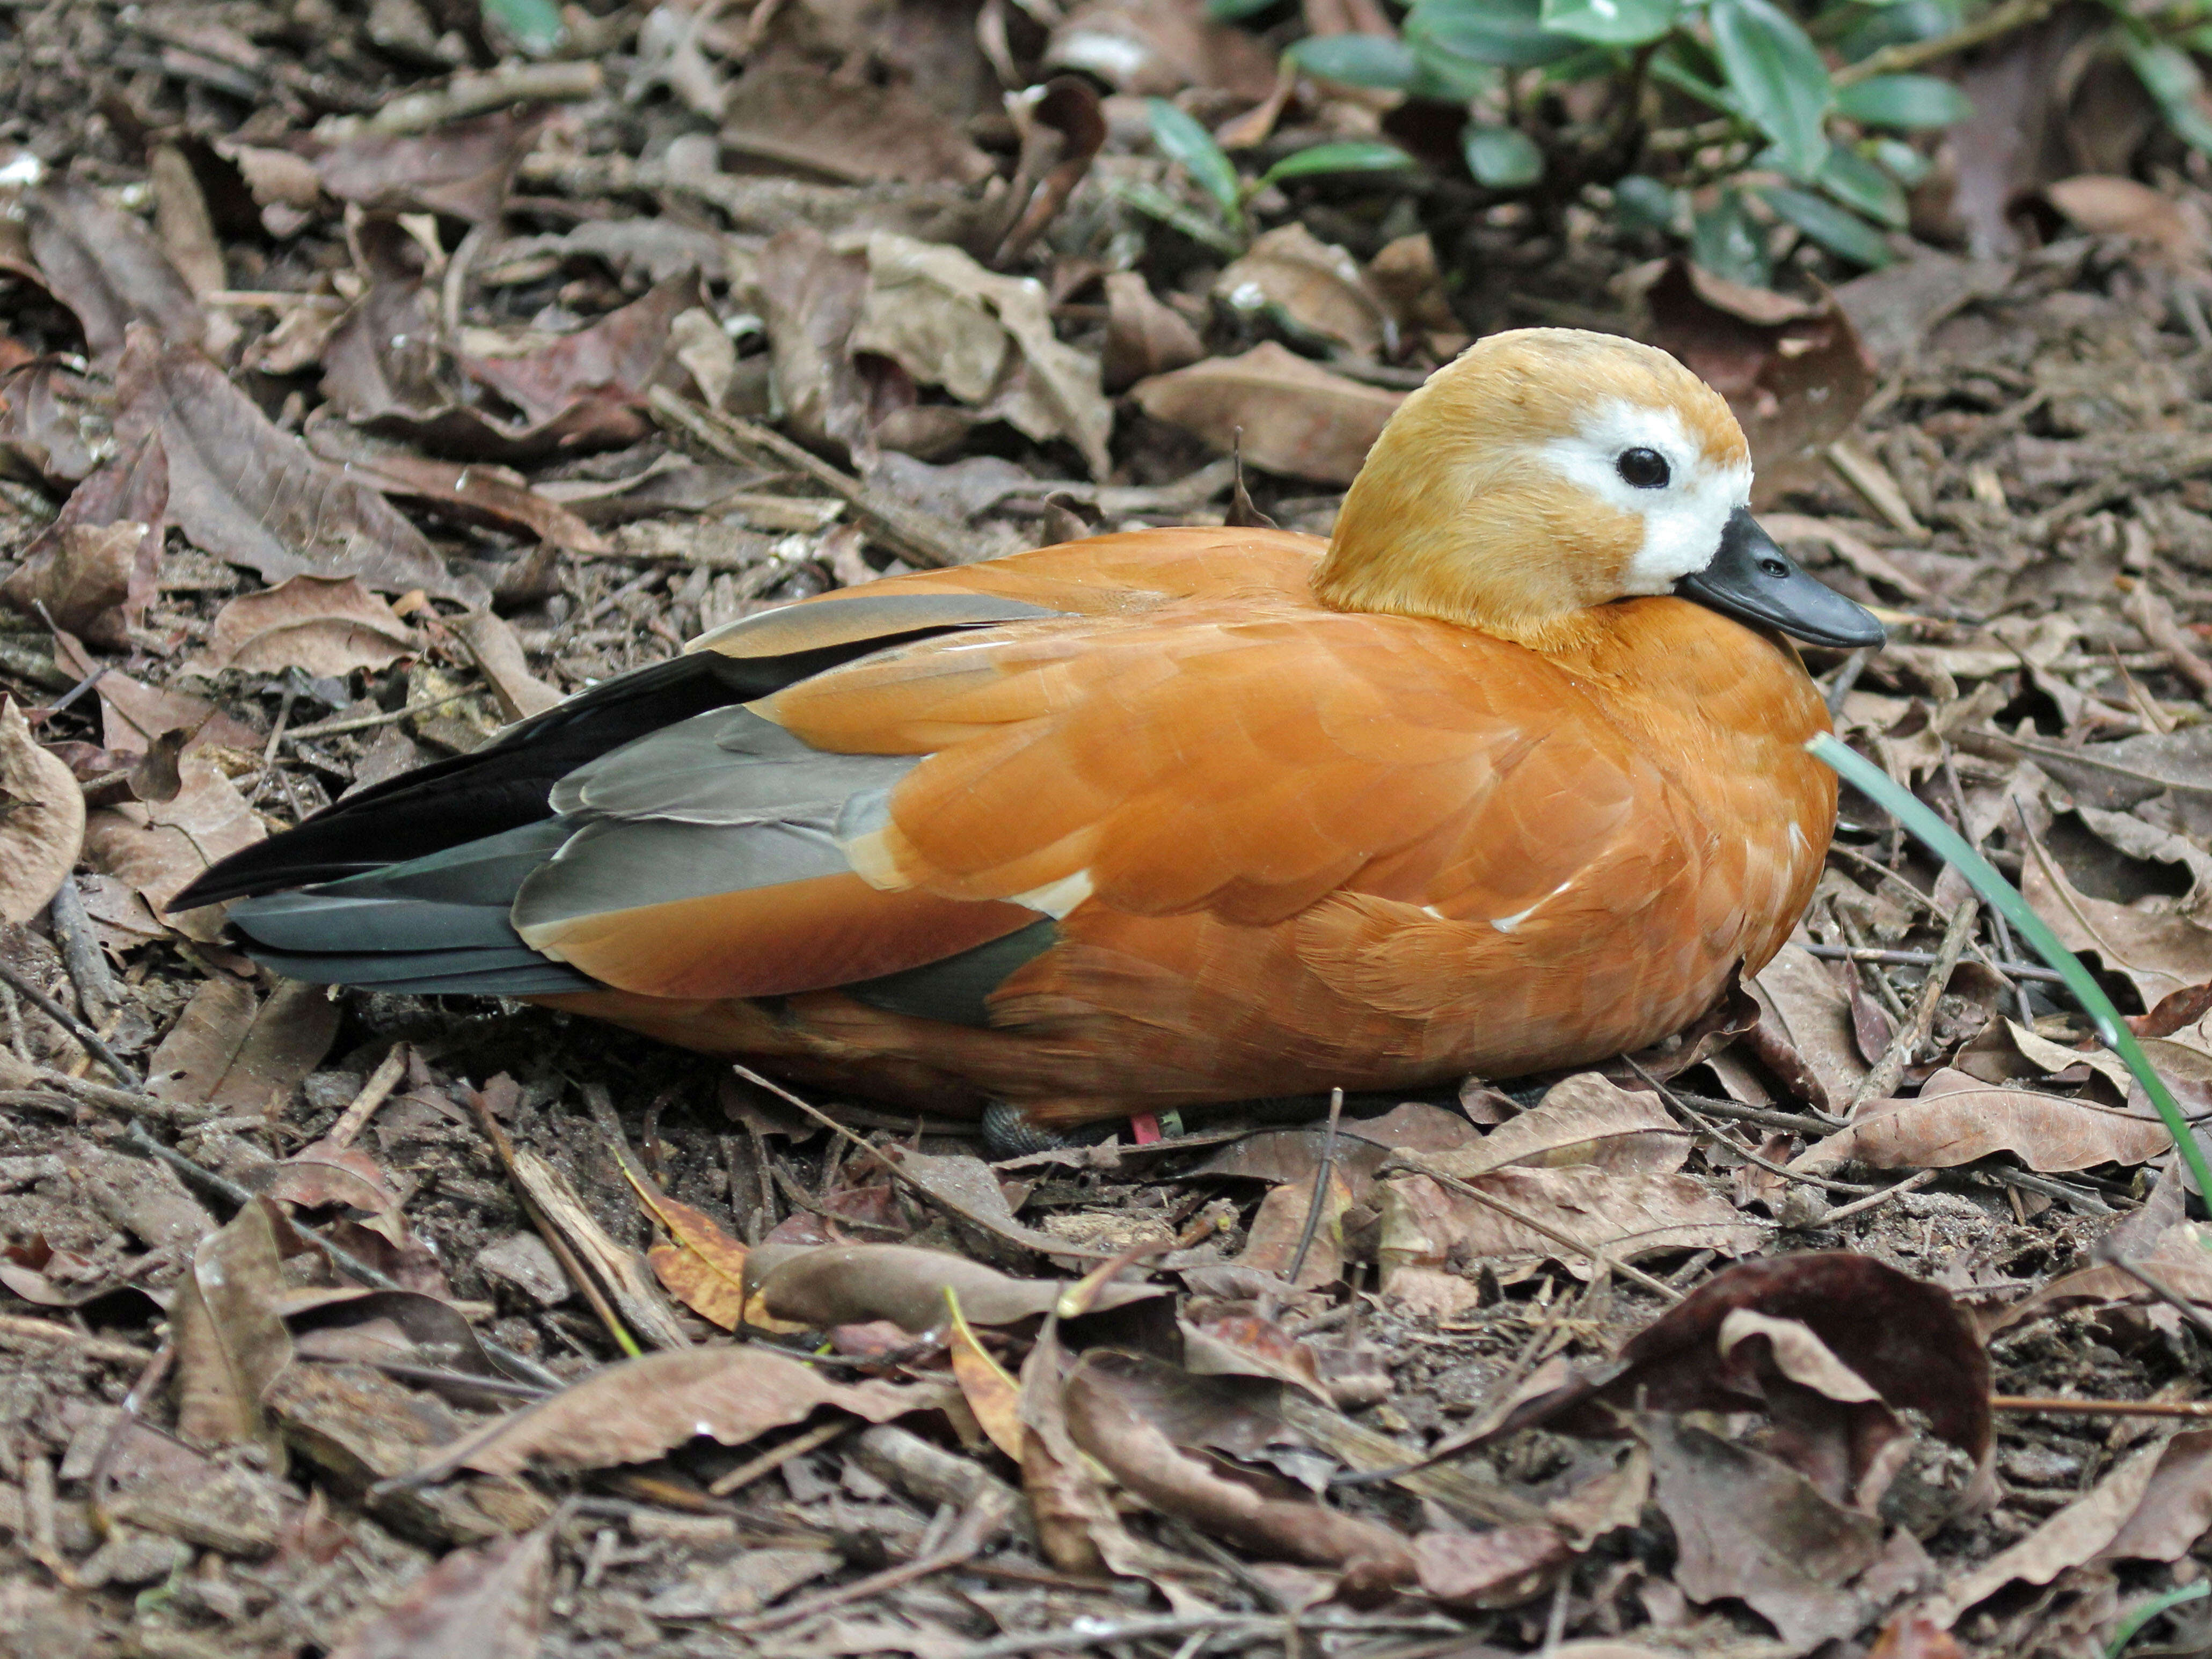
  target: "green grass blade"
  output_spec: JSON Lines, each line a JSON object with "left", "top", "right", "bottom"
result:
{"left": 1807, "top": 732, "right": 2212, "bottom": 1201}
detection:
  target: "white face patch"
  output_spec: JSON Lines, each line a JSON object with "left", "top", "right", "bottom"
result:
{"left": 1538, "top": 399, "right": 1752, "bottom": 594}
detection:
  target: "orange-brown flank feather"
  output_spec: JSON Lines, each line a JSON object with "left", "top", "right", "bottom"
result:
{"left": 534, "top": 516, "right": 1835, "bottom": 1125}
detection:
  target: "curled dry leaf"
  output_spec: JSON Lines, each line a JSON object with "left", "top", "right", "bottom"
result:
{"left": 1411, "top": 1525, "right": 1573, "bottom": 1611}
{"left": 623, "top": 1162, "right": 760, "bottom": 1333}
{"left": 189, "top": 576, "right": 419, "bottom": 679}
{"left": 145, "top": 975, "right": 339, "bottom": 1112}
{"left": 303, "top": 420, "right": 609, "bottom": 555}
{"left": 1131, "top": 344, "right": 1404, "bottom": 485}
{"left": 719, "top": 64, "right": 996, "bottom": 187}
{"left": 3, "top": 429, "right": 167, "bottom": 649}
{"left": 415, "top": 1346, "right": 943, "bottom": 1480}
{"left": 1062, "top": 1350, "right": 1415, "bottom": 1583}
{"left": 172, "top": 1200, "right": 294, "bottom": 1467}
{"left": 1214, "top": 225, "right": 1397, "bottom": 360}
{"left": 1636, "top": 260, "right": 1876, "bottom": 506}
{"left": 2023, "top": 834, "right": 2212, "bottom": 1009}
{"left": 2045, "top": 176, "right": 2205, "bottom": 267}
{"left": 1102, "top": 271, "right": 1204, "bottom": 392}
{"left": 744, "top": 1241, "right": 1162, "bottom": 1333}
{"left": 0, "top": 696, "right": 85, "bottom": 924}
{"left": 114, "top": 326, "right": 479, "bottom": 603}
{"left": 1391, "top": 1072, "right": 1688, "bottom": 1181}
{"left": 311, "top": 109, "right": 546, "bottom": 224}
{"left": 853, "top": 233, "right": 1115, "bottom": 480}
{"left": 0, "top": 358, "right": 104, "bottom": 485}
{"left": 328, "top": 1528, "right": 550, "bottom": 1659}
{"left": 1043, "top": 0, "right": 1278, "bottom": 100}
{"left": 82, "top": 755, "right": 266, "bottom": 941}
{"left": 1792, "top": 1068, "right": 2172, "bottom": 1175}
{"left": 24, "top": 183, "right": 205, "bottom": 364}
{"left": 462, "top": 275, "right": 705, "bottom": 435}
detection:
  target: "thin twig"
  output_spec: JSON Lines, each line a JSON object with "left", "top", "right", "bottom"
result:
{"left": 1993, "top": 1394, "right": 2212, "bottom": 1420}
{"left": 283, "top": 688, "right": 475, "bottom": 742}
{"left": 1286, "top": 1086, "right": 1345, "bottom": 1285}
{"left": 1831, "top": 0, "right": 2058, "bottom": 85}
{"left": 1801, "top": 942, "right": 2062, "bottom": 985}
{"left": 45, "top": 875, "right": 116, "bottom": 1024}
{"left": 1412, "top": 1166, "right": 1683, "bottom": 1303}
{"left": 1849, "top": 897, "right": 1978, "bottom": 1109}
{"left": 465, "top": 1089, "right": 641, "bottom": 1360}
{"left": 0, "top": 955, "right": 142, "bottom": 1088}
{"left": 0, "top": 1314, "right": 156, "bottom": 1364}
{"left": 1625, "top": 1058, "right": 1874, "bottom": 1195}
{"left": 707, "top": 1417, "right": 853, "bottom": 1497}
{"left": 1819, "top": 1168, "right": 1937, "bottom": 1224}
{"left": 2103, "top": 1253, "right": 2212, "bottom": 1344}
{"left": 325, "top": 1046, "right": 408, "bottom": 1149}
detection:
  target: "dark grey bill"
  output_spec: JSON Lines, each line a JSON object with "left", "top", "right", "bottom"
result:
{"left": 1675, "top": 507, "right": 1887, "bottom": 649}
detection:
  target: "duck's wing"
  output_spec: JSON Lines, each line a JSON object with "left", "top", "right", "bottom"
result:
{"left": 508, "top": 605, "right": 1634, "bottom": 1013}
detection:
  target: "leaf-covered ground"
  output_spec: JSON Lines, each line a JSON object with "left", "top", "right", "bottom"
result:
{"left": 6, "top": 4, "right": 2212, "bottom": 1658}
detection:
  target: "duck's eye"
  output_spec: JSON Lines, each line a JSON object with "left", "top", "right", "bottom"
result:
{"left": 1616, "top": 448, "right": 1670, "bottom": 489}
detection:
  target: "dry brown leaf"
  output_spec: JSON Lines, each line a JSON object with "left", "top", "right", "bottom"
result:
{"left": 82, "top": 755, "right": 266, "bottom": 941}
{"left": 189, "top": 576, "right": 419, "bottom": 679}
{"left": 947, "top": 1298, "right": 1024, "bottom": 1460}
{"left": 1102, "top": 271, "right": 1204, "bottom": 392}
{"left": 2024, "top": 832, "right": 2212, "bottom": 1008}
{"left": 1236, "top": 1174, "right": 1350, "bottom": 1289}
{"left": 311, "top": 109, "right": 545, "bottom": 224}
{"left": 1792, "top": 1068, "right": 2171, "bottom": 1174}
{"left": 623, "top": 1166, "right": 756, "bottom": 1332}
{"left": 0, "top": 697, "right": 85, "bottom": 925}
{"left": 882, "top": 1144, "right": 1121, "bottom": 1258}
{"left": 146, "top": 975, "right": 339, "bottom": 1112}
{"left": 50, "top": 632, "right": 262, "bottom": 759}
{"left": 461, "top": 275, "right": 704, "bottom": 433}
{"left": 1379, "top": 1165, "right": 1763, "bottom": 1291}
{"left": 853, "top": 233, "right": 1115, "bottom": 479}
{"left": 1635, "top": 260, "right": 1875, "bottom": 505}
{"left": 1646, "top": 1413, "right": 1887, "bottom": 1648}
{"left": 749, "top": 226, "right": 877, "bottom": 461}
{"left": 114, "top": 327, "right": 478, "bottom": 602}
{"left": 1392, "top": 1072, "right": 1687, "bottom": 1181}
{"left": 746, "top": 1241, "right": 1162, "bottom": 1333}
{"left": 2046, "top": 176, "right": 2205, "bottom": 266}
{"left": 303, "top": 420, "right": 610, "bottom": 555}
{"left": 1411, "top": 1524, "right": 1572, "bottom": 1611}
{"left": 1131, "top": 343, "right": 1404, "bottom": 485}
{"left": 1043, "top": 0, "right": 1278, "bottom": 99}
{"left": 719, "top": 64, "right": 996, "bottom": 187}
{"left": 23, "top": 182, "right": 205, "bottom": 366}
{"left": 1214, "top": 225, "right": 1396, "bottom": 359}
{"left": 3, "top": 430, "right": 167, "bottom": 649}
{"left": 172, "top": 1200, "right": 294, "bottom": 1467}
{"left": 415, "top": 1346, "right": 941, "bottom": 1480}
{"left": 1063, "top": 1350, "right": 1414, "bottom": 1582}
{"left": 450, "top": 611, "right": 564, "bottom": 722}
{"left": 1751, "top": 941, "right": 1870, "bottom": 1106}
{"left": 0, "top": 359, "right": 103, "bottom": 484}
{"left": 328, "top": 1527, "right": 550, "bottom": 1659}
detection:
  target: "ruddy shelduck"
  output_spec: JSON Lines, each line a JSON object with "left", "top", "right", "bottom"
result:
{"left": 182, "top": 329, "right": 1883, "bottom": 1131}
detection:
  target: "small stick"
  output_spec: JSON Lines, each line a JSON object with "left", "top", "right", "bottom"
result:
{"left": 0, "top": 1314, "right": 155, "bottom": 1364}
{"left": 1285, "top": 1086, "right": 1344, "bottom": 1286}
{"left": 1413, "top": 1166, "right": 1682, "bottom": 1303}
{"left": 1850, "top": 897, "right": 1978, "bottom": 1109}
{"left": 706, "top": 1417, "right": 851, "bottom": 1497}
{"left": 1818, "top": 1168, "right": 1937, "bottom": 1224}
{"left": 1993, "top": 1395, "right": 2212, "bottom": 1420}
{"left": 45, "top": 875, "right": 117, "bottom": 1023}
{"left": 466, "top": 1089, "right": 641, "bottom": 1360}
{"left": 1801, "top": 942, "right": 2062, "bottom": 985}
{"left": 2101, "top": 1252, "right": 2212, "bottom": 1345}
{"left": 1624, "top": 1058, "right": 1874, "bottom": 1195}
{"left": 0, "top": 955, "right": 142, "bottom": 1088}
{"left": 1940, "top": 746, "right": 2037, "bottom": 1025}
{"left": 284, "top": 689, "right": 474, "bottom": 742}
{"left": 325, "top": 1046, "right": 408, "bottom": 1149}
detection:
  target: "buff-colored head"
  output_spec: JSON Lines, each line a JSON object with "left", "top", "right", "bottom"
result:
{"left": 1313, "top": 329, "right": 1756, "bottom": 651}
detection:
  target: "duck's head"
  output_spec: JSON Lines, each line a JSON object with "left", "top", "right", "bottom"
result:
{"left": 1312, "top": 327, "right": 1886, "bottom": 654}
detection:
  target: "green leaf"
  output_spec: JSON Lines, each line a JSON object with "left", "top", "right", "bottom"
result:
{"left": 1819, "top": 141, "right": 1908, "bottom": 226}
{"left": 1207, "top": 0, "right": 1282, "bottom": 18}
{"left": 1147, "top": 99, "right": 1245, "bottom": 225}
{"left": 1809, "top": 731, "right": 2212, "bottom": 1207}
{"left": 1757, "top": 182, "right": 1894, "bottom": 266}
{"left": 1649, "top": 46, "right": 1739, "bottom": 115}
{"left": 1709, "top": 0, "right": 1834, "bottom": 180}
{"left": 1540, "top": 0, "right": 1680, "bottom": 46}
{"left": 480, "top": 0, "right": 563, "bottom": 53}
{"left": 1104, "top": 177, "right": 1247, "bottom": 256}
{"left": 1287, "top": 34, "right": 1421, "bottom": 89}
{"left": 1407, "top": 38, "right": 1503, "bottom": 100}
{"left": 1261, "top": 140, "right": 1419, "bottom": 183}
{"left": 2123, "top": 38, "right": 2212, "bottom": 158}
{"left": 1612, "top": 173, "right": 1680, "bottom": 232}
{"left": 1541, "top": 44, "right": 1629, "bottom": 82}
{"left": 1463, "top": 125, "right": 1545, "bottom": 186}
{"left": 1692, "top": 189, "right": 1770, "bottom": 287}
{"left": 1833, "top": 72, "right": 1972, "bottom": 128}
{"left": 1870, "top": 137, "right": 1931, "bottom": 185}
{"left": 1407, "top": 0, "right": 1580, "bottom": 67}
{"left": 2108, "top": 1583, "right": 2212, "bottom": 1659}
